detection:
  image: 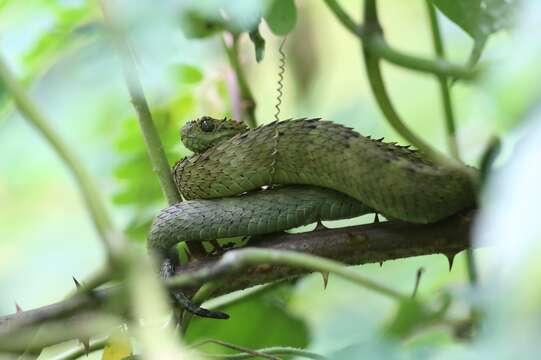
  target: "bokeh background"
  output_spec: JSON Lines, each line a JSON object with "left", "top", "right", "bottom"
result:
{"left": 1, "top": 0, "right": 541, "bottom": 358}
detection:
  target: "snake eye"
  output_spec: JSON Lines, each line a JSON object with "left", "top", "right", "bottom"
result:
{"left": 200, "top": 118, "right": 215, "bottom": 132}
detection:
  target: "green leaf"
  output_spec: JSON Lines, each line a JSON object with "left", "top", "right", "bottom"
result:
{"left": 249, "top": 27, "right": 266, "bottom": 62}
{"left": 431, "top": 0, "right": 516, "bottom": 41}
{"left": 176, "top": 64, "right": 203, "bottom": 84}
{"left": 384, "top": 296, "right": 450, "bottom": 338}
{"left": 185, "top": 289, "right": 308, "bottom": 354}
{"left": 264, "top": 0, "right": 297, "bottom": 36}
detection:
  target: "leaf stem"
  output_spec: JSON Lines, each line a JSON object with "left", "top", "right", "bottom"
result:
{"left": 323, "top": 0, "right": 478, "bottom": 80}
{"left": 99, "top": 1, "right": 207, "bottom": 256}
{"left": 222, "top": 34, "right": 257, "bottom": 128}
{"left": 203, "top": 346, "right": 326, "bottom": 360}
{"left": 425, "top": 1, "right": 460, "bottom": 159}
{"left": 425, "top": 1, "right": 478, "bottom": 284}
{"left": 360, "top": 0, "right": 449, "bottom": 163}
{"left": 99, "top": 1, "right": 181, "bottom": 205}
{"left": 0, "top": 55, "right": 123, "bottom": 261}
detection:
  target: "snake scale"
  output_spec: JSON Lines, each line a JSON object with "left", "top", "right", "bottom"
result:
{"left": 148, "top": 116, "right": 477, "bottom": 317}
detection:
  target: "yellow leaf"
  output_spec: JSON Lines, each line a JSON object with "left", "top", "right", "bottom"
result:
{"left": 101, "top": 328, "right": 132, "bottom": 360}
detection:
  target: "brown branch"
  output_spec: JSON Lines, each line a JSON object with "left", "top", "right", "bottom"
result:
{"left": 174, "top": 210, "right": 473, "bottom": 296}
{"left": 0, "top": 210, "right": 474, "bottom": 346}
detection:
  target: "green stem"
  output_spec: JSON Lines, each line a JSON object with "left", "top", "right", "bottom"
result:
{"left": 425, "top": 1, "right": 478, "bottom": 284}
{"left": 55, "top": 337, "right": 107, "bottom": 360}
{"left": 180, "top": 282, "right": 219, "bottom": 334}
{"left": 192, "top": 340, "right": 326, "bottom": 360}
{"left": 425, "top": 1, "right": 460, "bottom": 159}
{"left": 467, "top": 37, "right": 487, "bottom": 68}
{"left": 99, "top": 2, "right": 206, "bottom": 257}
{"left": 203, "top": 282, "right": 282, "bottom": 310}
{"left": 204, "top": 347, "right": 326, "bottom": 360}
{"left": 167, "top": 248, "right": 407, "bottom": 302}
{"left": 222, "top": 35, "right": 257, "bottom": 128}
{"left": 99, "top": 1, "right": 181, "bottom": 205}
{"left": 323, "top": 0, "right": 477, "bottom": 80}
{"left": 360, "top": 1, "right": 447, "bottom": 163}
{"left": 0, "top": 55, "right": 122, "bottom": 261}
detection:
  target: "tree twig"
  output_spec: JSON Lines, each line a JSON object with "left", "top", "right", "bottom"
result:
{"left": 99, "top": 1, "right": 181, "bottom": 205}
{"left": 425, "top": 1, "right": 478, "bottom": 284}
{"left": 98, "top": 0, "right": 208, "bottom": 256}
{"left": 203, "top": 346, "right": 326, "bottom": 360}
{"left": 222, "top": 34, "right": 257, "bottom": 128}
{"left": 0, "top": 211, "right": 474, "bottom": 344}
{"left": 425, "top": 1, "right": 460, "bottom": 159}
{"left": 322, "top": 0, "right": 478, "bottom": 80}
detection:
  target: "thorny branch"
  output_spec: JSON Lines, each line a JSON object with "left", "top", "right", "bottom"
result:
{"left": 0, "top": 210, "right": 474, "bottom": 349}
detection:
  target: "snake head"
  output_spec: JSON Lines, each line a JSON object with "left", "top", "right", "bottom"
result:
{"left": 180, "top": 116, "right": 249, "bottom": 153}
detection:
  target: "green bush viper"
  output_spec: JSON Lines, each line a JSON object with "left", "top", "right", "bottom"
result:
{"left": 148, "top": 116, "right": 477, "bottom": 318}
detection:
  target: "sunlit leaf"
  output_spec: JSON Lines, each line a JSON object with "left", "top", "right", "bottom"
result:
{"left": 23, "top": 4, "right": 98, "bottom": 75}
{"left": 102, "top": 329, "right": 132, "bottom": 360}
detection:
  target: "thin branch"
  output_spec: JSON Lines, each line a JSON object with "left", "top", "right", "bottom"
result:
{"left": 99, "top": 1, "right": 181, "bottom": 205}
{"left": 425, "top": 2, "right": 478, "bottom": 284}
{"left": 180, "top": 282, "right": 220, "bottom": 334}
{"left": 425, "top": 1, "right": 460, "bottom": 159}
{"left": 361, "top": 0, "right": 439, "bottom": 160}
{"left": 168, "top": 248, "right": 407, "bottom": 302}
{"left": 322, "top": 0, "right": 478, "bottom": 80}
{"left": 222, "top": 34, "right": 257, "bottom": 128}
{"left": 0, "top": 55, "right": 123, "bottom": 261}
{"left": 203, "top": 346, "right": 326, "bottom": 360}
{"left": 192, "top": 339, "right": 281, "bottom": 360}
{"left": 0, "top": 313, "right": 121, "bottom": 354}
{"left": 54, "top": 337, "right": 107, "bottom": 360}
{"left": 99, "top": 1, "right": 208, "bottom": 256}
{"left": 203, "top": 282, "right": 283, "bottom": 311}
{"left": 169, "top": 210, "right": 473, "bottom": 295}
{"left": 0, "top": 211, "right": 474, "bottom": 343}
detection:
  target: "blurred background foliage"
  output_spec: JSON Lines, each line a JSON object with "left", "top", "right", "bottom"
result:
{"left": 1, "top": 0, "right": 541, "bottom": 359}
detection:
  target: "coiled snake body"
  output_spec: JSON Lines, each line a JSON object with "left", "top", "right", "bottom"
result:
{"left": 148, "top": 117, "right": 476, "bottom": 316}
{"left": 150, "top": 117, "right": 475, "bottom": 252}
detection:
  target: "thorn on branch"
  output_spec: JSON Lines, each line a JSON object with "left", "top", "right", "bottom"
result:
{"left": 443, "top": 251, "right": 459, "bottom": 272}
{"left": 321, "top": 272, "right": 330, "bottom": 289}
{"left": 411, "top": 267, "right": 425, "bottom": 298}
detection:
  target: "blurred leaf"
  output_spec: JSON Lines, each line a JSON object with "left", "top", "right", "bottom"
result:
{"left": 185, "top": 289, "right": 308, "bottom": 354}
{"left": 176, "top": 64, "right": 203, "bottom": 84}
{"left": 178, "top": 1, "right": 268, "bottom": 38}
{"left": 249, "top": 27, "right": 266, "bottom": 62}
{"left": 384, "top": 296, "right": 450, "bottom": 338}
{"left": 102, "top": 328, "right": 132, "bottom": 360}
{"left": 430, "top": 0, "right": 516, "bottom": 45}
{"left": 476, "top": 1, "right": 541, "bottom": 131}
{"left": 23, "top": 4, "right": 99, "bottom": 76}
{"left": 264, "top": 0, "right": 297, "bottom": 36}
{"left": 179, "top": 9, "right": 225, "bottom": 38}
